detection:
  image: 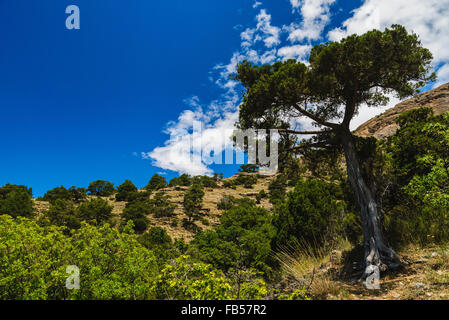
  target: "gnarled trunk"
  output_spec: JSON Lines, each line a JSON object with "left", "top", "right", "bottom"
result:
{"left": 340, "top": 130, "right": 399, "bottom": 278}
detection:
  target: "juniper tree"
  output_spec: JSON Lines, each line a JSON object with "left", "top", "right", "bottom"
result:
{"left": 234, "top": 25, "right": 435, "bottom": 278}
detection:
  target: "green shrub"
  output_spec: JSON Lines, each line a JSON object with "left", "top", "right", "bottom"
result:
{"left": 87, "top": 180, "right": 115, "bottom": 197}
{"left": 121, "top": 200, "right": 151, "bottom": 233}
{"left": 76, "top": 198, "right": 113, "bottom": 226}
{"left": 272, "top": 178, "right": 357, "bottom": 250}
{"left": 169, "top": 174, "right": 192, "bottom": 187}
{"left": 0, "top": 184, "right": 34, "bottom": 218}
{"left": 183, "top": 184, "right": 205, "bottom": 222}
{"left": 268, "top": 175, "right": 287, "bottom": 204}
{"left": 0, "top": 216, "right": 158, "bottom": 300}
{"left": 43, "top": 199, "right": 80, "bottom": 231}
{"left": 152, "top": 255, "right": 232, "bottom": 300}
{"left": 149, "top": 192, "right": 176, "bottom": 218}
{"left": 115, "top": 180, "right": 138, "bottom": 202}
{"left": 42, "top": 186, "right": 87, "bottom": 204}
{"left": 193, "top": 199, "right": 275, "bottom": 276}
{"left": 145, "top": 174, "right": 168, "bottom": 191}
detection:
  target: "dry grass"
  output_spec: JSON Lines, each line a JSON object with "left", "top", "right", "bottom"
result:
{"left": 275, "top": 239, "right": 352, "bottom": 299}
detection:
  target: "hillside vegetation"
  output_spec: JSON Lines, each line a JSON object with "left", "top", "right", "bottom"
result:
{"left": 1, "top": 24, "right": 448, "bottom": 300}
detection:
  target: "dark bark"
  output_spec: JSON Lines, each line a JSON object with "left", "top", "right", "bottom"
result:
{"left": 339, "top": 129, "right": 400, "bottom": 278}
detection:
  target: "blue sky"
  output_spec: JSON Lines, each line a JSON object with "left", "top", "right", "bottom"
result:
{"left": 1, "top": 0, "right": 448, "bottom": 196}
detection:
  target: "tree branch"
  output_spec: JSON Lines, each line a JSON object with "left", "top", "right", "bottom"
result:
{"left": 277, "top": 129, "right": 330, "bottom": 135}
{"left": 293, "top": 104, "right": 340, "bottom": 129}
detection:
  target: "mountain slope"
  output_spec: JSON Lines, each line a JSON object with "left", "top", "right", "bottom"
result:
{"left": 355, "top": 82, "right": 449, "bottom": 139}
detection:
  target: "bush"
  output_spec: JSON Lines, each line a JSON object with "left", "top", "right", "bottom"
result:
{"left": 192, "top": 176, "right": 218, "bottom": 188}
{"left": 239, "top": 164, "right": 259, "bottom": 173}
{"left": 115, "top": 180, "right": 138, "bottom": 202}
{"left": 193, "top": 199, "right": 275, "bottom": 276}
{"left": 384, "top": 109, "right": 449, "bottom": 244}
{"left": 272, "top": 178, "right": 357, "bottom": 250}
{"left": 43, "top": 199, "right": 80, "bottom": 231}
{"left": 42, "top": 186, "right": 86, "bottom": 203}
{"left": 217, "top": 196, "right": 239, "bottom": 211}
{"left": 148, "top": 192, "right": 176, "bottom": 218}
{"left": 76, "top": 198, "right": 113, "bottom": 226}
{"left": 0, "top": 216, "right": 159, "bottom": 300}
{"left": 222, "top": 180, "right": 236, "bottom": 189}
{"left": 87, "top": 180, "right": 115, "bottom": 197}
{"left": 169, "top": 174, "right": 193, "bottom": 187}
{"left": 145, "top": 174, "right": 167, "bottom": 191}
{"left": 234, "top": 173, "right": 258, "bottom": 189}
{"left": 0, "top": 184, "right": 34, "bottom": 218}
{"left": 121, "top": 201, "right": 151, "bottom": 233}
{"left": 183, "top": 184, "right": 205, "bottom": 222}
{"left": 268, "top": 175, "right": 287, "bottom": 204}
{"left": 152, "top": 255, "right": 232, "bottom": 300}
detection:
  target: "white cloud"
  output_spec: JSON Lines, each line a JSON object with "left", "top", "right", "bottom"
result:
{"left": 435, "top": 64, "right": 449, "bottom": 87}
{"left": 286, "top": 0, "right": 336, "bottom": 42}
{"left": 277, "top": 44, "right": 312, "bottom": 61}
{"left": 253, "top": 1, "right": 263, "bottom": 9}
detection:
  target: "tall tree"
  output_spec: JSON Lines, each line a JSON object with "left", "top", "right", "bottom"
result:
{"left": 234, "top": 25, "right": 435, "bottom": 278}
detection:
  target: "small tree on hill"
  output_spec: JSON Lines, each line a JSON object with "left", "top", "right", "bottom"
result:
{"left": 76, "top": 198, "right": 113, "bottom": 225}
{"left": 87, "top": 180, "right": 115, "bottom": 197}
{"left": 183, "top": 184, "right": 205, "bottom": 223}
{"left": 0, "top": 184, "right": 34, "bottom": 218}
{"left": 145, "top": 174, "right": 168, "bottom": 191}
{"left": 116, "top": 180, "right": 138, "bottom": 202}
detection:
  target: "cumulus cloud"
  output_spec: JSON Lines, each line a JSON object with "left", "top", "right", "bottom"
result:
{"left": 277, "top": 44, "right": 312, "bottom": 62}
{"left": 286, "top": 0, "right": 336, "bottom": 42}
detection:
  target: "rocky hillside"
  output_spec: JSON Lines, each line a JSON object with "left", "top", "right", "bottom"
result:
{"left": 355, "top": 82, "right": 449, "bottom": 139}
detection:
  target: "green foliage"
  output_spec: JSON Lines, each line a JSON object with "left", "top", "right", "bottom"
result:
{"left": 87, "top": 180, "right": 115, "bottom": 197}
{"left": 385, "top": 109, "right": 449, "bottom": 244}
{"left": 234, "top": 173, "right": 258, "bottom": 189}
{"left": 255, "top": 190, "right": 268, "bottom": 204}
{"left": 0, "top": 216, "right": 158, "bottom": 300}
{"left": 192, "top": 176, "right": 219, "bottom": 188}
{"left": 268, "top": 175, "right": 287, "bottom": 205}
{"left": 239, "top": 164, "right": 259, "bottom": 173}
{"left": 169, "top": 174, "right": 192, "bottom": 187}
{"left": 0, "top": 184, "right": 34, "bottom": 218}
{"left": 68, "top": 187, "right": 87, "bottom": 203}
{"left": 183, "top": 184, "right": 205, "bottom": 222}
{"left": 279, "top": 288, "right": 310, "bottom": 300}
{"left": 388, "top": 107, "right": 446, "bottom": 183}
{"left": 43, "top": 199, "right": 80, "bottom": 231}
{"left": 121, "top": 201, "right": 151, "bottom": 233}
{"left": 217, "top": 196, "right": 239, "bottom": 211}
{"left": 42, "top": 186, "right": 87, "bottom": 204}
{"left": 115, "top": 180, "right": 138, "bottom": 202}
{"left": 76, "top": 198, "right": 113, "bottom": 226}
{"left": 222, "top": 180, "right": 236, "bottom": 189}
{"left": 139, "top": 227, "right": 176, "bottom": 267}
{"left": 193, "top": 199, "right": 275, "bottom": 276}
{"left": 149, "top": 192, "right": 176, "bottom": 218}
{"left": 145, "top": 174, "right": 168, "bottom": 191}
{"left": 152, "top": 255, "right": 232, "bottom": 300}
{"left": 273, "top": 178, "right": 358, "bottom": 249}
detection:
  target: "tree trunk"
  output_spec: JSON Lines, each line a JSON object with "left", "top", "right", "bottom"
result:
{"left": 340, "top": 130, "right": 399, "bottom": 278}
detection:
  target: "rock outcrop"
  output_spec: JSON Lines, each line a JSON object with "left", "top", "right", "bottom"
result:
{"left": 355, "top": 82, "right": 449, "bottom": 139}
